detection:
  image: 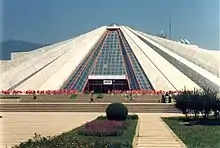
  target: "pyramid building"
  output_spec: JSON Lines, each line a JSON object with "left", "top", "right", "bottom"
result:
{"left": 0, "top": 25, "right": 219, "bottom": 93}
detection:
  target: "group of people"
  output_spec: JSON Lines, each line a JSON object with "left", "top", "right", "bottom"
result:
{"left": 160, "top": 93, "right": 172, "bottom": 103}
{"left": 30, "top": 90, "right": 175, "bottom": 104}
{"left": 88, "top": 91, "right": 135, "bottom": 103}
{"left": 123, "top": 93, "right": 135, "bottom": 101}
{"left": 108, "top": 90, "right": 162, "bottom": 95}
{"left": 105, "top": 89, "right": 181, "bottom": 96}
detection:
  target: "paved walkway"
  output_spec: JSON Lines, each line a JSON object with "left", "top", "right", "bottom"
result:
{"left": 0, "top": 112, "right": 105, "bottom": 147}
{"left": 137, "top": 113, "right": 186, "bottom": 148}
{"left": 0, "top": 112, "right": 186, "bottom": 148}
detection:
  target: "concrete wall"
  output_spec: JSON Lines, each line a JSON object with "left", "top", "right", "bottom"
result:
{"left": 39, "top": 26, "right": 106, "bottom": 90}
{"left": 1, "top": 40, "right": 74, "bottom": 90}
{"left": 131, "top": 28, "right": 220, "bottom": 89}
{"left": 122, "top": 26, "right": 200, "bottom": 91}
{"left": 138, "top": 31, "right": 219, "bottom": 77}
{"left": 1, "top": 26, "right": 106, "bottom": 90}
{"left": 120, "top": 27, "right": 175, "bottom": 91}
{"left": 0, "top": 39, "right": 72, "bottom": 73}
{"left": 0, "top": 60, "right": 11, "bottom": 72}
{"left": 2, "top": 25, "right": 217, "bottom": 91}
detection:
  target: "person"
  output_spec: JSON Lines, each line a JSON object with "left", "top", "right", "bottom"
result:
{"left": 33, "top": 94, "right": 37, "bottom": 102}
{"left": 130, "top": 93, "right": 133, "bottom": 101}
{"left": 168, "top": 94, "right": 172, "bottom": 103}
{"left": 165, "top": 93, "right": 169, "bottom": 103}
{"left": 90, "top": 92, "right": 94, "bottom": 103}
{"left": 161, "top": 94, "right": 165, "bottom": 103}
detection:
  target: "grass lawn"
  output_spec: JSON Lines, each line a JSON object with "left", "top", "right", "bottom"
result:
{"left": 14, "top": 115, "right": 138, "bottom": 148}
{"left": 163, "top": 117, "right": 220, "bottom": 148}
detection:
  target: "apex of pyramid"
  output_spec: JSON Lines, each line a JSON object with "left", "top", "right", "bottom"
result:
{"left": 107, "top": 23, "right": 120, "bottom": 29}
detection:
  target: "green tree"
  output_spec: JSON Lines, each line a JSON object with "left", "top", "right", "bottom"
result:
{"left": 174, "top": 91, "right": 191, "bottom": 119}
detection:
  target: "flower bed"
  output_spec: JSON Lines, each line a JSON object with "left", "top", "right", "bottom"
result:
{"left": 1, "top": 89, "right": 192, "bottom": 95}
{"left": 13, "top": 115, "right": 138, "bottom": 148}
{"left": 77, "top": 120, "right": 129, "bottom": 136}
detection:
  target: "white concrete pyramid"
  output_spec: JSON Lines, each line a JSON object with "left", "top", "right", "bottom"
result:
{"left": 0, "top": 25, "right": 219, "bottom": 92}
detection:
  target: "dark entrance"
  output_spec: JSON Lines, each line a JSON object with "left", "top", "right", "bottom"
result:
{"left": 84, "top": 79, "right": 129, "bottom": 93}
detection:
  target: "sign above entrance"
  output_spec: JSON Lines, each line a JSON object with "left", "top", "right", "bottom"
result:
{"left": 103, "top": 80, "right": 112, "bottom": 85}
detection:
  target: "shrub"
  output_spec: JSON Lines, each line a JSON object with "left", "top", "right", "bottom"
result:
{"left": 96, "top": 93, "right": 103, "bottom": 99}
{"left": 188, "top": 92, "right": 203, "bottom": 119}
{"left": 174, "top": 88, "right": 220, "bottom": 120}
{"left": 106, "top": 103, "right": 128, "bottom": 121}
{"left": 216, "top": 99, "right": 220, "bottom": 119}
{"left": 126, "top": 114, "right": 139, "bottom": 120}
{"left": 96, "top": 116, "right": 106, "bottom": 120}
{"left": 77, "top": 120, "right": 128, "bottom": 137}
{"left": 13, "top": 136, "right": 132, "bottom": 148}
{"left": 200, "top": 90, "right": 218, "bottom": 119}
{"left": 70, "top": 94, "right": 77, "bottom": 99}
{"left": 96, "top": 114, "right": 138, "bottom": 120}
{"left": 174, "top": 90, "right": 191, "bottom": 118}
{"left": 13, "top": 134, "right": 50, "bottom": 148}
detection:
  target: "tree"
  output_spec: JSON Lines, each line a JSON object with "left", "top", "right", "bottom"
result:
{"left": 216, "top": 99, "right": 220, "bottom": 119}
{"left": 188, "top": 92, "right": 202, "bottom": 119}
{"left": 200, "top": 90, "right": 218, "bottom": 119}
{"left": 174, "top": 88, "right": 220, "bottom": 120}
{"left": 174, "top": 91, "right": 191, "bottom": 119}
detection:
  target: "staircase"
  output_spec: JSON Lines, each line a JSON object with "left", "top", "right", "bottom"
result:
{"left": 0, "top": 103, "right": 179, "bottom": 113}
{"left": 18, "top": 94, "right": 161, "bottom": 103}
{"left": 0, "top": 94, "right": 180, "bottom": 113}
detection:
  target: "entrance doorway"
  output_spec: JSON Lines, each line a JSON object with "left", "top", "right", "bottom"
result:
{"left": 84, "top": 79, "right": 129, "bottom": 93}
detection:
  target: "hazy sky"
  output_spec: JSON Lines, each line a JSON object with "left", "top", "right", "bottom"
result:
{"left": 1, "top": 0, "right": 219, "bottom": 49}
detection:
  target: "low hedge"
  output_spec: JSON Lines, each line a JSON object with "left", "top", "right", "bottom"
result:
{"left": 0, "top": 96, "right": 20, "bottom": 99}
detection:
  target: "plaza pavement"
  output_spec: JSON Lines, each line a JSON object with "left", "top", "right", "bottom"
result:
{"left": 0, "top": 112, "right": 186, "bottom": 148}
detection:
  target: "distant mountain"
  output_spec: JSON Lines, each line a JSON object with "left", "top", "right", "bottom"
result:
{"left": 0, "top": 40, "right": 49, "bottom": 60}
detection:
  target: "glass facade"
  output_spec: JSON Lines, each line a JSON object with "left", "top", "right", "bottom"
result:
{"left": 62, "top": 29, "right": 154, "bottom": 92}
{"left": 62, "top": 32, "right": 108, "bottom": 90}
{"left": 91, "top": 31, "right": 126, "bottom": 75}
{"left": 118, "top": 31, "right": 153, "bottom": 90}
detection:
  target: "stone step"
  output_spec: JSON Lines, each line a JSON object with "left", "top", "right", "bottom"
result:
{"left": 139, "top": 134, "right": 174, "bottom": 137}
{"left": 138, "top": 139, "right": 179, "bottom": 143}
{"left": 138, "top": 146, "right": 184, "bottom": 148}
{"left": 138, "top": 130, "right": 173, "bottom": 132}
{"left": 15, "top": 94, "right": 162, "bottom": 103}
{"left": 0, "top": 103, "right": 180, "bottom": 113}
{"left": 137, "top": 143, "right": 184, "bottom": 147}
{"left": 138, "top": 136, "right": 174, "bottom": 139}
{"left": 138, "top": 140, "right": 180, "bottom": 144}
